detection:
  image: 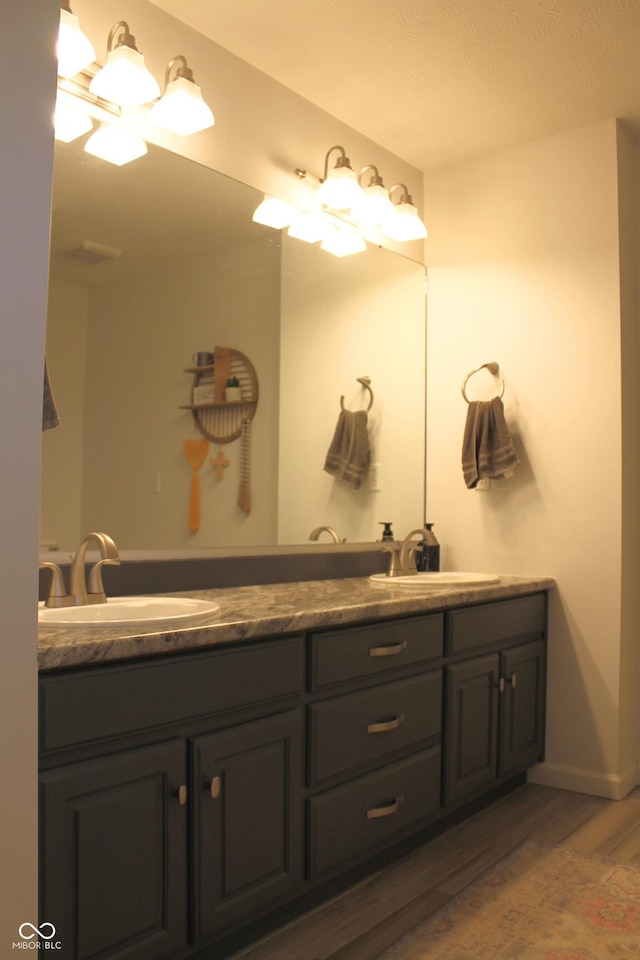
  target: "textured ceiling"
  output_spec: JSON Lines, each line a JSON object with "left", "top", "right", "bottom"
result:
{"left": 150, "top": 0, "right": 640, "bottom": 171}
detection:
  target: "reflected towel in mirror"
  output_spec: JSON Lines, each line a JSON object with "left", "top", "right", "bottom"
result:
{"left": 42, "top": 357, "right": 60, "bottom": 431}
{"left": 324, "top": 409, "right": 370, "bottom": 490}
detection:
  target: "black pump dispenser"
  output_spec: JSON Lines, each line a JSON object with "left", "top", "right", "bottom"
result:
{"left": 416, "top": 523, "right": 440, "bottom": 571}
{"left": 379, "top": 522, "right": 395, "bottom": 541}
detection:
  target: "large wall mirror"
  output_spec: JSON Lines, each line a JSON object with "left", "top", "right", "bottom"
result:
{"left": 41, "top": 136, "right": 426, "bottom": 554}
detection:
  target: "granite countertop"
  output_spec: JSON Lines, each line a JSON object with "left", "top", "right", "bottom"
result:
{"left": 38, "top": 574, "right": 555, "bottom": 672}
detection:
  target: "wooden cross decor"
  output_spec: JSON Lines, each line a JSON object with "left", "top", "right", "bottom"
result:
{"left": 210, "top": 449, "right": 231, "bottom": 479}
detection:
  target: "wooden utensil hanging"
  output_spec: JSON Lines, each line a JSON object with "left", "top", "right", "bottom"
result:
{"left": 183, "top": 438, "right": 209, "bottom": 531}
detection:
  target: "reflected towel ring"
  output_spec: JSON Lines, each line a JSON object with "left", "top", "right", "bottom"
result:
{"left": 462, "top": 362, "right": 505, "bottom": 403}
{"left": 340, "top": 376, "right": 374, "bottom": 413}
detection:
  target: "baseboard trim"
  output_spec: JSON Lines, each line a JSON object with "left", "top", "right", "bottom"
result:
{"left": 527, "top": 761, "right": 639, "bottom": 799}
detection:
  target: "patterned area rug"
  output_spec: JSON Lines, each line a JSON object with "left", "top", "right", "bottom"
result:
{"left": 375, "top": 841, "right": 640, "bottom": 960}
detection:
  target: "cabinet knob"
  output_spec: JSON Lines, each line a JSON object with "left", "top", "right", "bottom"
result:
{"left": 368, "top": 640, "right": 408, "bottom": 658}
{"left": 210, "top": 776, "right": 221, "bottom": 800}
{"left": 367, "top": 714, "right": 405, "bottom": 735}
{"left": 367, "top": 795, "right": 404, "bottom": 820}
{"left": 177, "top": 785, "right": 187, "bottom": 805}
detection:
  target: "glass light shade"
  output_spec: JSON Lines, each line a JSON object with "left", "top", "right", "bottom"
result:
{"left": 54, "top": 101, "right": 93, "bottom": 142}
{"left": 84, "top": 124, "right": 147, "bottom": 166}
{"left": 252, "top": 196, "right": 298, "bottom": 229}
{"left": 320, "top": 227, "right": 366, "bottom": 257}
{"left": 287, "top": 213, "right": 328, "bottom": 243}
{"left": 315, "top": 166, "right": 364, "bottom": 211}
{"left": 381, "top": 201, "right": 428, "bottom": 242}
{"left": 351, "top": 182, "right": 396, "bottom": 227}
{"left": 57, "top": 8, "right": 96, "bottom": 78}
{"left": 149, "top": 76, "right": 214, "bottom": 135}
{"left": 89, "top": 45, "right": 160, "bottom": 109}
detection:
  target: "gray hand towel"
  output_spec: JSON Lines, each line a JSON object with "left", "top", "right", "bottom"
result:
{"left": 42, "top": 357, "right": 61, "bottom": 431}
{"left": 324, "top": 409, "right": 370, "bottom": 490}
{"left": 462, "top": 396, "right": 518, "bottom": 489}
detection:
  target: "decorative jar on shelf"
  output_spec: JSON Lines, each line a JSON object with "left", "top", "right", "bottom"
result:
{"left": 225, "top": 375, "right": 242, "bottom": 402}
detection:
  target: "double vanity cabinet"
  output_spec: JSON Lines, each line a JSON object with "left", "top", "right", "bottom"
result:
{"left": 38, "top": 578, "right": 550, "bottom": 960}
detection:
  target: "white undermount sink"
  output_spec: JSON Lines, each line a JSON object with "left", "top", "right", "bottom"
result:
{"left": 369, "top": 572, "right": 501, "bottom": 588}
{"left": 38, "top": 595, "right": 220, "bottom": 630}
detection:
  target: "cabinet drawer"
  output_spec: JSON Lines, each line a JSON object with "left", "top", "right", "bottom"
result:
{"left": 310, "top": 615, "right": 443, "bottom": 691}
{"left": 309, "top": 670, "right": 442, "bottom": 785}
{"left": 307, "top": 746, "right": 441, "bottom": 879}
{"left": 40, "top": 637, "right": 304, "bottom": 753}
{"left": 447, "top": 594, "right": 545, "bottom": 656}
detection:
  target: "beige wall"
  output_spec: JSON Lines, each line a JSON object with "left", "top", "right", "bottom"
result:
{"left": 0, "top": 0, "right": 57, "bottom": 944}
{"left": 424, "top": 120, "right": 638, "bottom": 797}
{"left": 279, "top": 237, "right": 426, "bottom": 543}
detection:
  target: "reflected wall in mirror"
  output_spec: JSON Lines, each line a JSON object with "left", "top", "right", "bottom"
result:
{"left": 41, "top": 137, "right": 426, "bottom": 552}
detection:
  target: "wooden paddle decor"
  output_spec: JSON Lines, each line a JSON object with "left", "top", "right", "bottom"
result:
{"left": 183, "top": 438, "right": 209, "bottom": 531}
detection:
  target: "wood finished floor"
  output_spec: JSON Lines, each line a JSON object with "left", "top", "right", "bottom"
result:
{"left": 229, "top": 784, "right": 640, "bottom": 960}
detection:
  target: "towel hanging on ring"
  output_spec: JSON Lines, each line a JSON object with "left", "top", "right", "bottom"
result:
{"left": 460, "top": 364, "right": 518, "bottom": 489}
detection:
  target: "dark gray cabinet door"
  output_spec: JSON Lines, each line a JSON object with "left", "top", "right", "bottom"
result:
{"left": 191, "top": 710, "right": 303, "bottom": 941}
{"left": 39, "top": 740, "right": 187, "bottom": 960}
{"left": 500, "top": 639, "right": 546, "bottom": 775}
{"left": 444, "top": 654, "right": 500, "bottom": 804}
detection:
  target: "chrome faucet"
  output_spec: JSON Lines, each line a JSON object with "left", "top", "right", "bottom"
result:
{"left": 69, "top": 532, "right": 120, "bottom": 604}
{"left": 309, "top": 526, "right": 343, "bottom": 544}
{"left": 40, "top": 532, "right": 121, "bottom": 608}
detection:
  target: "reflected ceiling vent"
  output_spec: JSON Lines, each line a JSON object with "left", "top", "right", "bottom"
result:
{"left": 59, "top": 239, "right": 123, "bottom": 264}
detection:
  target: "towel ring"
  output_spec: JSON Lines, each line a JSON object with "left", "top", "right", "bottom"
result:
{"left": 340, "top": 376, "right": 374, "bottom": 413}
{"left": 462, "top": 362, "right": 505, "bottom": 403}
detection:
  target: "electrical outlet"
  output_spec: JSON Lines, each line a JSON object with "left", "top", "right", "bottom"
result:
{"left": 368, "top": 462, "right": 382, "bottom": 492}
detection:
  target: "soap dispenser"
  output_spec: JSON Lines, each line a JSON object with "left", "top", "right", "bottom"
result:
{"left": 416, "top": 523, "right": 440, "bottom": 571}
{"left": 379, "top": 521, "right": 395, "bottom": 542}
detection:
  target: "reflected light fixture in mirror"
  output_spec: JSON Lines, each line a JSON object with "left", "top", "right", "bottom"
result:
{"left": 320, "top": 226, "right": 366, "bottom": 257}
{"left": 287, "top": 212, "right": 328, "bottom": 243}
{"left": 316, "top": 145, "right": 365, "bottom": 210}
{"left": 149, "top": 56, "right": 215, "bottom": 136}
{"left": 84, "top": 123, "right": 148, "bottom": 166}
{"left": 57, "top": 1, "right": 96, "bottom": 79}
{"left": 252, "top": 195, "right": 299, "bottom": 229}
{"left": 89, "top": 20, "right": 160, "bottom": 109}
{"left": 54, "top": 100, "right": 93, "bottom": 142}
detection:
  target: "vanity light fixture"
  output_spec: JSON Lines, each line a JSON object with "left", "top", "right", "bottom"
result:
{"left": 89, "top": 21, "right": 160, "bottom": 110}
{"left": 84, "top": 122, "right": 148, "bottom": 166}
{"left": 380, "top": 184, "right": 428, "bottom": 241}
{"left": 351, "top": 165, "right": 396, "bottom": 227}
{"left": 53, "top": 99, "right": 93, "bottom": 142}
{"left": 149, "top": 56, "right": 214, "bottom": 136}
{"left": 315, "top": 145, "right": 365, "bottom": 211}
{"left": 57, "top": 1, "right": 96, "bottom": 79}
{"left": 252, "top": 195, "right": 298, "bottom": 229}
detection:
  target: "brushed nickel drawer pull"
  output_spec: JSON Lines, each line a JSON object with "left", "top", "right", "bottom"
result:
{"left": 511, "top": 672, "right": 517, "bottom": 688}
{"left": 367, "top": 714, "right": 405, "bottom": 735}
{"left": 498, "top": 677, "right": 505, "bottom": 693}
{"left": 210, "top": 776, "right": 221, "bottom": 800}
{"left": 368, "top": 640, "right": 408, "bottom": 658}
{"left": 367, "top": 795, "right": 404, "bottom": 819}
{"left": 177, "top": 785, "right": 187, "bottom": 806}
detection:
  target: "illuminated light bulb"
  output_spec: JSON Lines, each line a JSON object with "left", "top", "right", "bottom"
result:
{"left": 381, "top": 200, "right": 428, "bottom": 241}
{"left": 89, "top": 23, "right": 160, "bottom": 109}
{"left": 351, "top": 181, "right": 396, "bottom": 227}
{"left": 287, "top": 212, "right": 328, "bottom": 243}
{"left": 57, "top": 6, "right": 96, "bottom": 79}
{"left": 316, "top": 164, "right": 364, "bottom": 211}
{"left": 150, "top": 57, "right": 214, "bottom": 136}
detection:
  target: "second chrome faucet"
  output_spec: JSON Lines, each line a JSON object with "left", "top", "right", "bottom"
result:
{"left": 40, "top": 532, "right": 120, "bottom": 607}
